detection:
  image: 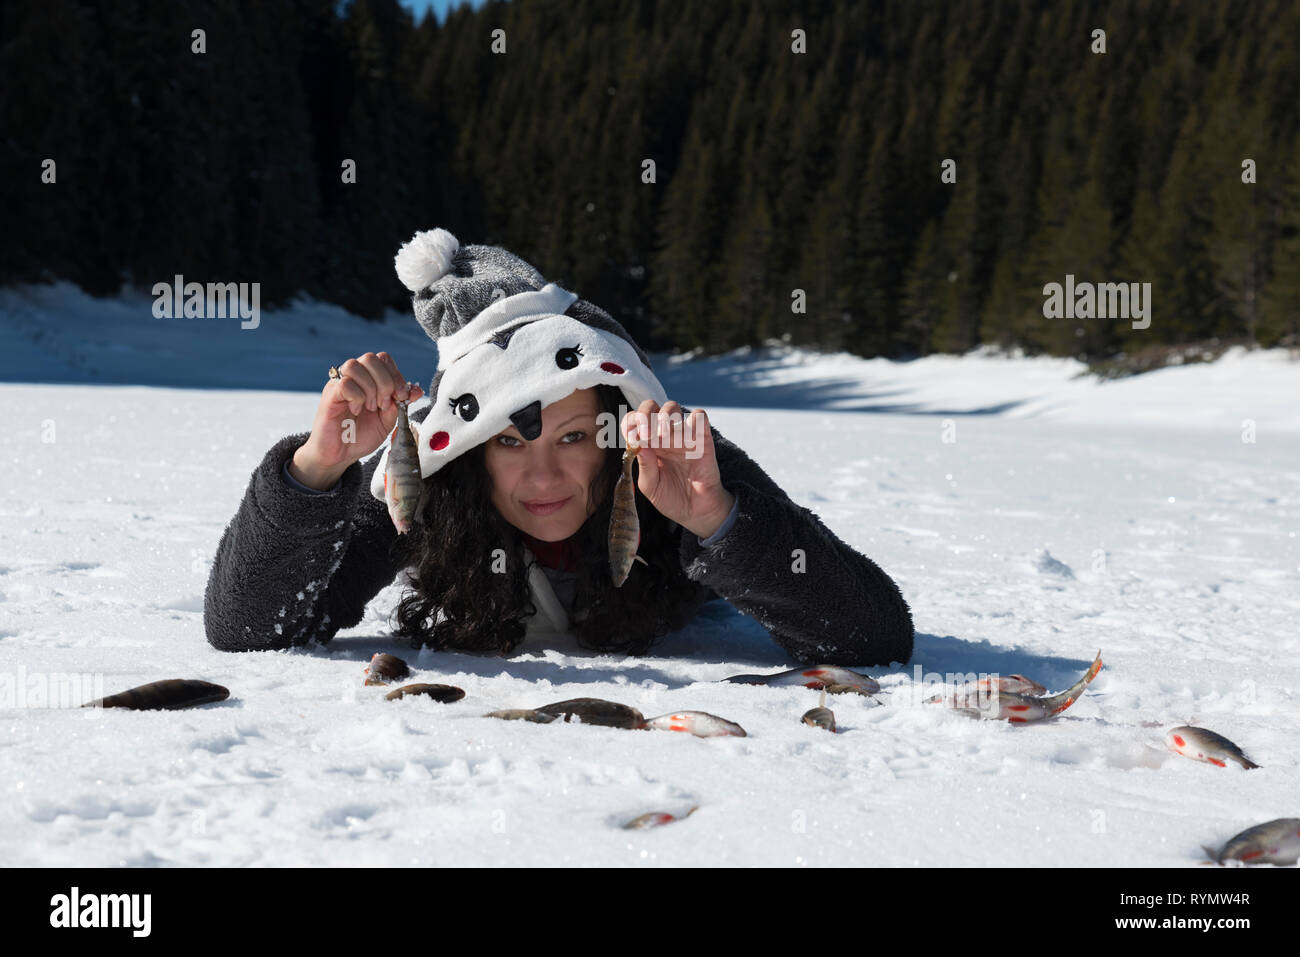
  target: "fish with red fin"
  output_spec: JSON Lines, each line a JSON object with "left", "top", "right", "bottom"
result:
{"left": 624, "top": 806, "right": 698, "bottom": 830}
{"left": 723, "top": 665, "right": 880, "bottom": 694}
{"left": 641, "top": 710, "right": 747, "bottom": 737}
{"left": 383, "top": 399, "right": 424, "bottom": 534}
{"left": 1204, "top": 819, "right": 1300, "bottom": 865}
{"left": 943, "top": 652, "right": 1102, "bottom": 723}
{"left": 1166, "top": 726, "right": 1260, "bottom": 769}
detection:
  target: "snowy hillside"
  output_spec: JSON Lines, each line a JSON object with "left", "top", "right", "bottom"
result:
{"left": 1, "top": 283, "right": 1297, "bottom": 866}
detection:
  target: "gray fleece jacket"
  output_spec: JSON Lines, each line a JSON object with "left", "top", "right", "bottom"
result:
{"left": 203, "top": 404, "right": 914, "bottom": 665}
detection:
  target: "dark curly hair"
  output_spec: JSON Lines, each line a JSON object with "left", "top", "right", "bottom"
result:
{"left": 389, "top": 384, "right": 700, "bottom": 655}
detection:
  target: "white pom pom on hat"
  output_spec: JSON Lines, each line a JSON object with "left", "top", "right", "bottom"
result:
{"left": 394, "top": 228, "right": 461, "bottom": 292}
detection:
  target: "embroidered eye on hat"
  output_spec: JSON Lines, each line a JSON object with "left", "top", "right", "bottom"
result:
{"left": 368, "top": 228, "right": 668, "bottom": 502}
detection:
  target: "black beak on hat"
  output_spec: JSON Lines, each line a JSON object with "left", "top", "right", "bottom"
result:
{"left": 509, "top": 400, "right": 543, "bottom": 440}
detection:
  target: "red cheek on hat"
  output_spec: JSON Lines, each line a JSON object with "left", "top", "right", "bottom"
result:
{"left": 600, "top": 362, "right": 625, "bottom": 374}
{"left": 430, "top": 431, "right": 449, "bottom": 451}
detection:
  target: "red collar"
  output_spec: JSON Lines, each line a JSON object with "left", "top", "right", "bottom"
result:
{"left": 522, "top": 533, "right": 581, "bottom": 572}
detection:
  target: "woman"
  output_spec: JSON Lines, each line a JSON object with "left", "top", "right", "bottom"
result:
{"left": 204, "top": 229, "right": 914, "bottom": 665}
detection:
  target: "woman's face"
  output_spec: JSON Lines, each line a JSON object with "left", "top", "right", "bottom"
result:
{"left": 484, "top": 387, "right": 608, "bottom": 541}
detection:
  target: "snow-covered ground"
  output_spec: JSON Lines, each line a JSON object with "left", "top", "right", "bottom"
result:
{"left": 1, "top": 282, "right": 1298, "bottom": 866}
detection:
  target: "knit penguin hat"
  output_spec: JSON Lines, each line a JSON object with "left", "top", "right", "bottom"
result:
{"left": 368, "top": 228, "right": 668, "bottom": 502}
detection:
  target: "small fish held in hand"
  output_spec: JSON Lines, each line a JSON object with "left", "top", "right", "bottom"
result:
{"left": 641, "top": 710, "right": 747, "bottom": 737}
{"left": 802, "top": 690, "right": 836, "bottom": 732}
{"left": 1166, "top": 726, "right": 1260, "bottom": 769}
{"left": 624, "top": 806, "right": 698, "bottom": 830}
{"left": 364, "top": 653, "right": 410, "bottom": 686}
{"left": 608, "top": 442, "right": 648, "bottom": 586}
{"left": 384, "top": 399, "right": 424, "bottom": 535}
{"left": 943, "top": 652, "right": 1103, "bottom": 723}
{"left": 384, "top": 683, "right": 465, "bottom": 703}
{"left": 83, "top": 679, "right": 230, "bottom": 711}
{"left": 1204, "top": 819, "right": 1300, "bottom": 866}
{"left": 723, "top": 665, "right": 880, "bottom": 695}
{"left": 535, "top": 698, "right": 646, "bottom": 729}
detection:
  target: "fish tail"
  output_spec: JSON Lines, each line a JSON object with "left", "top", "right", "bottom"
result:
{"left": 1041, "top": 652, "right": 1103, "bottom": 715}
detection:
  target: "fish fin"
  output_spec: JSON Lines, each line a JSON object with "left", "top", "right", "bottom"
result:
{"left": 633, "top": 554, "right": 649, "bottom": 567}
{"left": 1201, "top": 845, "right": 1223, "bottom": 865}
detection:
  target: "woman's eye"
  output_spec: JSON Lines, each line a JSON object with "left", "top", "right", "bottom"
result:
{"left": 497, "top": 435, "right": 521, "bottom": 447}
{"left": 562, "top": 431, "right": 586, "bottom": 444}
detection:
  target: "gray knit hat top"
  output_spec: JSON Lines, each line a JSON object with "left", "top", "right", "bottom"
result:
{"left": 368, "top": 228, "right": 668, "bottom": 500}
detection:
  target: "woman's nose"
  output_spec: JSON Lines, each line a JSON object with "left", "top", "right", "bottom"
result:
{"left": 520, "top": 445, "right": 564, "bottom": 481}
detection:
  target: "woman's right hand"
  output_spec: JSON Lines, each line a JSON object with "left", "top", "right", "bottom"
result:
{"left": 289, "top": 352, "right": 425, "bottom": 491}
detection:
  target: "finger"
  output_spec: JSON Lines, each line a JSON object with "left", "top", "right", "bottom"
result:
{"left": 338, "top": 358, "right": 379, "bottom": 412}
{"left": 636, "top": 440, "right": 660, "bottom": 495}
{"left": 378, "top": 354, "right": 420, "bottom": 404}
{"left": 331, "top": 371, "right": 369, "bottom": 418}
{"left": 625, "top": 404, "right": 654, "bottom": 449}
{"left": 665, "top": 402, "right": 687, "bottom": 453}
{"left": 357, "top": 353, "right": 396, "bottom": 410}
{"left": 655, "top": 403, "right": 682, "bottom": 454}
{"left": 377, "top": 352, "right": 405, "bottom": 404}
{"left": 686, "top": 409, "right": 716, "bottom": 466}
{"left": 635, "top": 398, "right": 659, "bottom": 444}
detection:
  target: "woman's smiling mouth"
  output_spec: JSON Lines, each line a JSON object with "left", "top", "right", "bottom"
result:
{"left": 523, "top": 497, "right": 571, "bottom": 515}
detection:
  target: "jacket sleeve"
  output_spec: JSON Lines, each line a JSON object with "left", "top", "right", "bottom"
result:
{"left": 203, "top": 430, "right": 412, "bottom": 652}
{"left": 675, "top": 424, "right": 914, "bottom": 666}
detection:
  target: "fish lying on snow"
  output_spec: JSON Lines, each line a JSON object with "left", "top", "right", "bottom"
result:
{"left": 1166, "top": 726, "right": 1260, "bottom": 769}
{"left": 940, "top": 652, "right": 1103, "bottom": 722}
{"left": 383, "top": 399, "right": 424, "bottom": 535}
{"left": 83, "top": 679, "right": 230, "bottom": 711}
{"left": 823, "top": 683, "right": 880, "bottom": 699}
{"left": 384, "top": 683, "right": 465, "bottom": 703}
{"left": 925, "top": 673, "right": 1047, "bottom": 704}
{"left": 483, "top": 701, "right": 746, "bottom": 736}
{"left": 1204, "top": 819, "right": 1300, "bottom": 865}
{"left": 535, "top": 697, "right": 646, "bottom": 729}
{"left": 483, "top": 709, "right": 559, "bottom": 724}
{"left": 624, "top": 806, "right": 698, "bottom": 830}
{"left": 722, "top": 665, "right": 880, "bottom": 694}
{"left": 978, "top": 674, "right": 1047, "bottom": 695}
{"left": 364, "top": 653, "right": 410, "bottom": 686}
{"left": 801, "top": 690, "right": 835, "bottom": 732}
{"left": 641, "top": 711, "right": 747, "bottom": 738}
{"left": 608, "top": 442, "right": 648, "bottom": 587}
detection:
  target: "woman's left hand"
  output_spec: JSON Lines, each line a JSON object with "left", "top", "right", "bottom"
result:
{"left": 621, "top": 400, "right": 736, "bottom": 540}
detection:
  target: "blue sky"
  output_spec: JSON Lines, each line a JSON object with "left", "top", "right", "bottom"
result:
{"left": 397, "top": 0, "right": 491, "bottom": 24}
